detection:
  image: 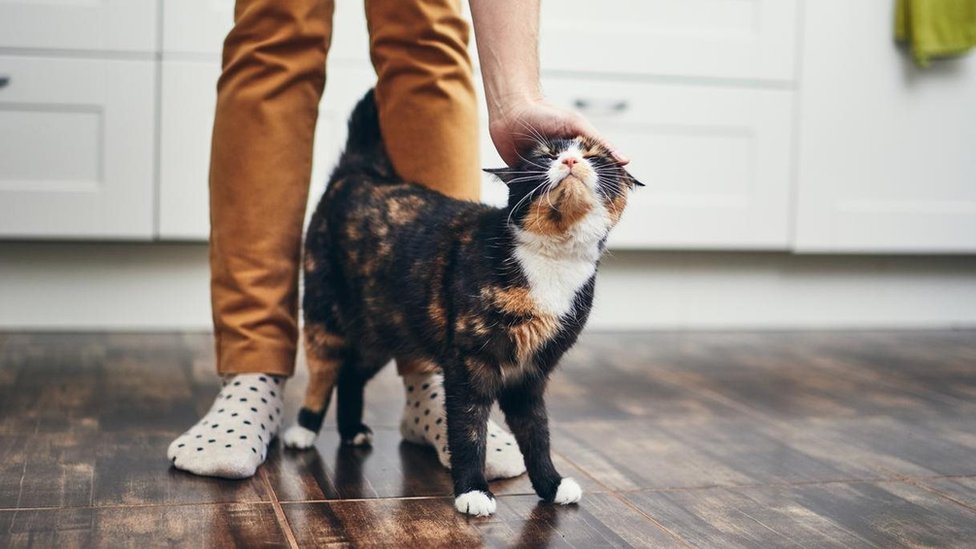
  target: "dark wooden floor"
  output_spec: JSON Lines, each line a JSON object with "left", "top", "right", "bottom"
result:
{"left": 1, "top": 331, "right": 975, "bottom": 548}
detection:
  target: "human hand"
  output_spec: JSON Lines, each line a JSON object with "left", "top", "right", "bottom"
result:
{"left": 488, "top": 97, "right": 629, "bottom": 168}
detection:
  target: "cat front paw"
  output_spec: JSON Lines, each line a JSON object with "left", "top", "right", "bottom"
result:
{"left": 454, "top": 490, "right": 496, "bottom": 517}
{"left": 341, "top": 425, "right": 373, "bottom": 447}
{"left": 282, "top": 425, "right": 318, "bottom": 449}
{"left": 552, "top": 478, "right": 582, "bottom": 505}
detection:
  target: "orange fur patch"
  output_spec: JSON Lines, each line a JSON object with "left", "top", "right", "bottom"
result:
{"left": 606, "top": 192, "right": 629, "bottom": 226}
{"left": 485, "top": 286, "right": 535, "bottom": 316}
{"left": 303, "top": 324, "right": 345, "bottom": 412}
{"left": 509, "top": 315, "right": 560, "bottom": 365}
{"left": 483, "top": 286, "right": 560, "bottom": 364}
{"left": 305, "top": 323, "right": 345, "bottom": 355}
{"left": 386, "top": 195, "right": 425, "bottom": 225}
{"left": 523, "top": 177, "right": 596, "bottom": 236}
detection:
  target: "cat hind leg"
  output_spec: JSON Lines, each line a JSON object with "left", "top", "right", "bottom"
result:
{"left": 283, "top": 324, "right": 346, "bottom": 450}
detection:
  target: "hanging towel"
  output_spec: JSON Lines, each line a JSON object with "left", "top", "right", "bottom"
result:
{"left": 895, "top": 0, "right": 976, "bottom": 66}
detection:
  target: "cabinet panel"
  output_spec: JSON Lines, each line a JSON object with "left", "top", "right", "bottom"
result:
{"left": 794, "top": 1, "right": 976, "bottom": 253}
{"left": 523, "top": 77, "right": 793, "bottom": 249}
{"left": 158, "top": 62, "right": 375, "bottom": 240}
{"left": 163, "top": 0, "right": 369, "bottom": 61}
{"left": 0, "top": 0, "right": 156, "bottom": 52}
{"left": 0, "top": 56, "right": 155, "bottom": 239}
{"left": 540, "top": 0, "right": 798, "bottom": 81}
{"left": 162, "top": 0, "right": 234, "bottom": 55}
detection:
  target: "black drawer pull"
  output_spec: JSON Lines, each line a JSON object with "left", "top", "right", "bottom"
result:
{"left": 573, "top": 98, "right": 629, "bottom": 116}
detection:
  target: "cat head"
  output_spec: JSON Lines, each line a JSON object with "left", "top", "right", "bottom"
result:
{"left": 487, "top": 136, "right": 642, "bottom": 238}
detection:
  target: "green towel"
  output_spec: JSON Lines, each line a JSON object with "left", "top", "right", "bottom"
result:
{"left": 895, "top": 0, "right": 976, "bottom": 66}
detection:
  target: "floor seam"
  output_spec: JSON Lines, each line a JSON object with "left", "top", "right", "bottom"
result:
{"left": 2, "top": 473, "right": 974, "bottom": 512}
{"left": 260, "top": 468, "right": 301, "bottom": 549}
{"left": 903, "top": 478, "right": 976, "bottom": 515}
{"left": 609, "top": 491, "right": 693, "bottom": 548}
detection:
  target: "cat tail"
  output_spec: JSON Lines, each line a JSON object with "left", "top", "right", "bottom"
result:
{"left": 334, "top": 88, "right": 399, "bottom": 181}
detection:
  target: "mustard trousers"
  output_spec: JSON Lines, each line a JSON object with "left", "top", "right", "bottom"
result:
{"left": 209, "top": 0, "right": 480, "bottom": 377}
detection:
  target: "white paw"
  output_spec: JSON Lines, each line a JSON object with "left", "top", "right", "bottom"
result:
{"left": 349, "top": 430, "right": 373, "bottom": 447}
{"left": 282, "top": 425, "right": 317, "bottom": 449}
{"left": 454, "top": 490, "right": 497, "bottom": 517}
{"left": 553, "top": 478, "right": 582, "bottom": 505}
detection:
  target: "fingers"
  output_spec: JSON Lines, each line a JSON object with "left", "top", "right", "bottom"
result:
{"left": 489, "top": 100, "right": 631, "bottom": 167}
{"left": 564, "top": 112, "right": 630, "bottom": 165}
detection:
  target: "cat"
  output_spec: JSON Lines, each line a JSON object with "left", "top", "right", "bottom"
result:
{"left": 283, "top": 89, "right": 641, "bottom": 516}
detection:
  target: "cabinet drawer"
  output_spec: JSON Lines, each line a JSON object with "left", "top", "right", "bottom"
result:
{"left": 540, "top": 0, "right": 798, "bottom": 82}
{"left": 505, "top": 77, "right": 795, "bottom": 249}
{"left": 0, "top": 0, "right": 156, "bottom": 53}
{"left": 0, "top": 56, "right": 156, "bottom": 239}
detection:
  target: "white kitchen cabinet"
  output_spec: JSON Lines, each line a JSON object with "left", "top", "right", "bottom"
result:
{"left": 0, "top": 0, "right": 156, "bottom": 53}
{"left": 540, "top": 0, "right": 799, "bottom": 82}
{"left": 533, "top": 77, "right": 794, "bottom": 250}
{"left": 158, "top": 61, "right": 375, "bottom": 240}
{"left": 163, "top": 0, "right": 370, "bottom": 61}
{"left": 794, "top": 1, "right": 976, "bottom": 253}
{"left": 157, "top": 61, "right": 219, "bottom": 240}
{"left": 0, "top": 55, "right": 156, "bottom": 239}
{"left": 162, "top": 0, "right": 234, "bottom": 56}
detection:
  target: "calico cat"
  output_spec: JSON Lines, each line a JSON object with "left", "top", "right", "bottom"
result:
{"left": 283, "top": 89, "right": 640, "bottom": 516}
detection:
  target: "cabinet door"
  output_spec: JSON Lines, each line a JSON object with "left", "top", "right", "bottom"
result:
{"left": 0, "top": 56, "right": 155, "bottom": 239}
{"left": 794, "top": 1, "right": 976, "bottom": 253}
{"left": 163, "top": 0, "right": 369, "bottom": 61}
{"left": 0, "top": 0, "right": 156, "bottom": 52}
{"left": 163, "top": 0, "right": 234, "bottom": 55}
{"left": 512, "top": 77, "right": 793, "bottom": 250}
{"left": 539, "top": 0, "right": 798, "bottom": 81}
{"left": 158, "top": 62, "right": 375, "bottom": 240}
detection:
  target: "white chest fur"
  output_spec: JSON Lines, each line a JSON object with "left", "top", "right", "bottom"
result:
{"left": 513, "top": 205, "right": 610, "bottom": 318}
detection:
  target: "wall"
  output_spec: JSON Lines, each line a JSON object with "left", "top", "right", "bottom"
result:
{"left": 2, "top": 243, "right": 974, "bottom": 331}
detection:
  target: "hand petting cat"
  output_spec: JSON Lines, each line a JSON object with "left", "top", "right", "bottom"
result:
{"left": 469, "top": 0, "right": 628, "bottom": 170}
{"left": 488, "top": 97, "right": 630, "bottom": 169}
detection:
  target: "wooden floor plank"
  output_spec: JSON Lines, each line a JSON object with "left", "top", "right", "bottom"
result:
{"left": 283, "top": 493, "right": 683, "bottom": 548}
{"left": 265, "top": 427, "right": 601, "bottom": 502}
{"left": 0, "top": 503, "right": 289, "bottom": 548}
{"left": 626, "top": 481, "right": 976, "bottom": 549}
{"left": 916, "top": 477, "right": 976, "bottom": 510}
{"left": 1, "top": 330, "right": 974, "bottom": 547}
{"left": 0, "top": 431, "right": 271, "bottom": 509}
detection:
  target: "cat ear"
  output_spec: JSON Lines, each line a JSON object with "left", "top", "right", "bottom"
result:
{"left": 623, "top": 169, "right": 645, "bottom": 188}
{"left": 483, "top": 167, "right": 519, "bottom": 185}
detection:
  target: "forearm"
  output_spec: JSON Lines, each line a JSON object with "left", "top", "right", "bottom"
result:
{"left": 468, "top": 0, "right": 543, "bottom": 118}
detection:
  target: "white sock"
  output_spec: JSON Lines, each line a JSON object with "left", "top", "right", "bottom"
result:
{"left": 167, "top": 373, "right": 285, "bottom": 479}
{"left": 399, "top": 372, "right": 526, "bottom": 480}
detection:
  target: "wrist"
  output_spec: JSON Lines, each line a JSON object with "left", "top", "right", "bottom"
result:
{"left": 487, "top": 89, "right": 544, "bottom": 122}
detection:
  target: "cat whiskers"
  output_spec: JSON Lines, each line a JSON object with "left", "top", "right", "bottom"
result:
{"left": 514, "top": 149, "right": 550, "bottom": 172}
{"left": 506, "top": 179, "right": 550, "bottom": 228}
{"left": 514, "top": 120, "right": 553, "bottom": 151}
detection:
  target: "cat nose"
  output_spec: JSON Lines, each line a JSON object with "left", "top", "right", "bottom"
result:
{"left": 562, "top": 157, "right": 578, "bottom": 168}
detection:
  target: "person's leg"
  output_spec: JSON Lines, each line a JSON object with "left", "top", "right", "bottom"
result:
{"left": 168, "top": 0, "right": 334, "bottom": 479}
{"left": 365, "top": 0, "right": 524, "bottom": 479}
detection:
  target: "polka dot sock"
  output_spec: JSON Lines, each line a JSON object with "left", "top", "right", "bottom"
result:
{"left": 167, "top": 373, "right": 284, "bottom": 479}
{"left": 399, "top": 372, "right": 526, "bottom": 480}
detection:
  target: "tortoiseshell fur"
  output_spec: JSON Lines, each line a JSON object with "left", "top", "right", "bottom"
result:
{"left": 293, "top": 90, "right": 639, "bottom": 509}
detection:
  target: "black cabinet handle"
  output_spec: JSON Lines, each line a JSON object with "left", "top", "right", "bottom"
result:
{"left": 0, "top": 75, "right": 10, "bottom": 89}
{"left": 573, "top": 98, "right": 629, "bottom": 116}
